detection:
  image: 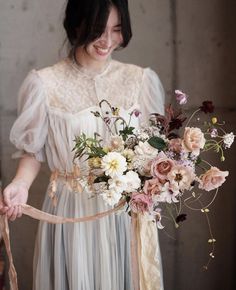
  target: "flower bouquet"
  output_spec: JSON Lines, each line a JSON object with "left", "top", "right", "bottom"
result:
{"left": 73, "top": 92, "right": 234, "bottom": 269}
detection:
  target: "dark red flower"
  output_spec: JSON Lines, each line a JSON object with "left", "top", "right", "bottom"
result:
{"left": 169, "top": 116, "right": 187, "bottom": 131}
{"left": 200, "top": 101, "right": 214, "bottom": 113}
{"left": 176, "top": 213, "right": 187, "bottom": 223}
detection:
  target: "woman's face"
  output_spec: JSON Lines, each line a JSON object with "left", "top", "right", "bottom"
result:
{"left": 77, "top": 6, "right": 123, "bottom": 66}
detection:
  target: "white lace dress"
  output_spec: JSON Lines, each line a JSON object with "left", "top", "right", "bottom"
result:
{"left": 10, "top": 57, "right": 165, "bottom": 290}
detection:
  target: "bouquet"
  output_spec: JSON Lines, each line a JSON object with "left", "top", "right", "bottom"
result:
{"left": 73, "top": 91, "right": 234, "bottom": 268}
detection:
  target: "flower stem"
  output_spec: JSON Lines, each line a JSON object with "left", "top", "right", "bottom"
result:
{"left": 185, "top": 108, "right": 201, "bottom": 127}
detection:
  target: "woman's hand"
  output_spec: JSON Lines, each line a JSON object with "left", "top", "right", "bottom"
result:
{"left": 0, "top": 180, "right": 29, "bottom": 221}
{"left": 0, "top": 155, "right": 41, "bottom": 221}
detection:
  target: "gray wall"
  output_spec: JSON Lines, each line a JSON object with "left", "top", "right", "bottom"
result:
{"left": 0, "top": 0, "right": 236, "bottom": 289}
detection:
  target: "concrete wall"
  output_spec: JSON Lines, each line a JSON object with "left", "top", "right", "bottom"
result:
{"left": 0, "top": 0, "right": 236, "bottom": 289}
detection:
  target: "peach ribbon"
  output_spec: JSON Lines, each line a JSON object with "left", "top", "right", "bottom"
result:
{"left": 0, "top": 202, "right": 162, "bottom": 290}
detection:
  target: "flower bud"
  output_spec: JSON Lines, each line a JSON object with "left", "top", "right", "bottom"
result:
{"left": 211, "top": 117, "right": 217, "bottom": 124}
{"left": 220, "top": 156, "right": 225, "bottom": 162}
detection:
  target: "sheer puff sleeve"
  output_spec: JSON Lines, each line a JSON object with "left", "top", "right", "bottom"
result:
{"left": 10, "top": 70, "right": 48, "bottom": 162}
{"left": 139, "top": 68, "right": 165, "bottom": 126}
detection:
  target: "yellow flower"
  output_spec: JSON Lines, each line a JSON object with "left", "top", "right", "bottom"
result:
{"left": 88, "top": 157, "right": 102, "bottom": 168}
{"left": 112, "top": 108, "right": 120, "bottom": 116}
{"left": 103, "top": 147, "right": 110, "bottom": 153}
{"left": 211, "top": 117, "right": 217, "bottom": 124}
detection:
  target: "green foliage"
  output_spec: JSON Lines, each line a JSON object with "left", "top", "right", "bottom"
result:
{"left": 73, "top": 133, "right": 106, "bottom": 160}
{"left": 119, "top": 126, "right": 135, "bottom": 141}
{"left": 148, "top": 136, "right": 167, "bottom": 151}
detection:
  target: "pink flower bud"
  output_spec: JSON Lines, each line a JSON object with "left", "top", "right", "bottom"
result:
{"left": 175, "top": 90, "right": 188, "bottom": 105}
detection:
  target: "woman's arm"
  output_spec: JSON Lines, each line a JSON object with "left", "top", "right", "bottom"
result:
{"left": 0, "top": 155, "right": 41, "bottom": 221}
{"left": 12, "top": 155, "right": 41, "bottom": 189}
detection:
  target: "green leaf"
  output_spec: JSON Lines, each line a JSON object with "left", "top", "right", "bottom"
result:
{"left": 119, "top": 126, "right": 135, "bottom": 136}
{"left": 148, "top": 136, "right": 167, "bottom": 150}
{"left": 196, "top": 156, "right": 202, "bottom": 165}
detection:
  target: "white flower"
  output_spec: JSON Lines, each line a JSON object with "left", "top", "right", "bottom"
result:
{"left": 167, "top": 165, "right": 195, "bottom": 191}
{"left": 101, "top": 152, "right": 127, "bottom": 178}
{"left": 154, "top": 182, "right": 179, "bottom": 204}
{"left": 108, "top": 175, "right": 128, "bottom": 194}
{"left": 136, "top": 130, "right": 150, "bottom": 141}
{"left": 223, "top": 132, "right": 235, "bottom": 149}
{"left": 124, "top": 171, "right": 141, "bottom": 193}
{"left": 134, "top": 141, "right": 159, "bottom": 157}
{"left": 132, "top": 155, "right": 152, "bottom": 176}
{"left": 210, "top": 128, "right": 218, "bottom": 138}
{"left": 101, "top": 189, "right": 122, "bottom": 207}
{"left": 122, "top": 148, "right": 135, "bottom": 162}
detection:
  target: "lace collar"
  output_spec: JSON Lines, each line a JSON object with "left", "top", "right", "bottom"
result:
{"left": 66, "top": 53, "right": 112, "bottom": 78}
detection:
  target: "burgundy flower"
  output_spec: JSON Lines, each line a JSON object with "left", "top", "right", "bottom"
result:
{"left": 169, "top": 117, "right": 186, "bottom": 131}
{"left": 150, "top": 105, "right": 187, "bottom": 134}
{"left": 200, "top": 101, "right": 214, "bottom": 114}
{"left": 104, "top": 116, "right": 111, "bottom": 125}
{"left": 132, "top": 109, "right": 141, "bottom": 117}
{"left": 175, "top": 213, "right": 187, "bottom": 223}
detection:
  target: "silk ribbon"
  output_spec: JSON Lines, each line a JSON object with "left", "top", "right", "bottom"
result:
{"left": 0, "top": 202, "right": 162, "bottom": 290}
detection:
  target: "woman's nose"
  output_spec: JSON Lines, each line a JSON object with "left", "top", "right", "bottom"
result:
{"left": 99, "top": 30, "right": 112, "bottom": 47}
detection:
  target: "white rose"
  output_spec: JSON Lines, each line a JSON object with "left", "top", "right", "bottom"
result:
{"left": 108, "top": 175, "right": 128, "bottom": 194}
{"left": 134, "top": 141, "right": 158, "bottom": 158}
{"left": 101, "top": 189, "right": 122, "bottom": 207}
{"left": 124, "top": 171, "right": 141, "bottom": 193}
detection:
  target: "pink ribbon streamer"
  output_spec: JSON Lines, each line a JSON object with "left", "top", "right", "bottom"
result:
{"left": 0, "top": 201, "right": 161, "bottom": 290}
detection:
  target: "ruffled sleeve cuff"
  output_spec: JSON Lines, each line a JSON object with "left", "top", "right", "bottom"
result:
{"left": 10, "top": 70, "right": 48, "bottom": 162}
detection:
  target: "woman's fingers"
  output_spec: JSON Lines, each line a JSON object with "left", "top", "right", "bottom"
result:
{"left": 6, "top": 206, "right": 15, "bottom": 219}
{"left": 0, "top": 206, "right": 9, "bottom": 215}
{"left": 9, "top": 206, "right": 19, "bottom": 221}
{"left": 17, "top": 205, "right": 22, "bottom": 218}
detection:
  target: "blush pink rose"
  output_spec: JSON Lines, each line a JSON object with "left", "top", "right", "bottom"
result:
{"left": 198, "top": 167, "right": 229, "bottom": 191}
{"left": 182, "top": 127, "right": 206, "bottom": 156}
{"left": 151, "top": 152, "right": 175, "bottom": 180}
{"left": 130, "top": 192, "right": 153, "bottom": 214}
{"left": 168, "top": 138, "right": 182, "bottom": 153}
{"left": 143, "top": 178, "right": 162, "bottom": 196}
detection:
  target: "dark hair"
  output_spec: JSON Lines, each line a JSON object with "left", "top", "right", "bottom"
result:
{"left": 63, "top": 0, "right": 132, "bottom": 50}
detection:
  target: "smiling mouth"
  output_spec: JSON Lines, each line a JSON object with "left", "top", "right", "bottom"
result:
{"left": 94, "top": 45, "right": 110, "bottom": 55}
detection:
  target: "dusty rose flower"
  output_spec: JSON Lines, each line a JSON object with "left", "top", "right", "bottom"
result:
{"left": 198, "top": 167, "right": 229, "bottom": 191}
{"left": 175, "top": 90, "right": 188, "bottom": 105}
{"left": 143, "top": 178, "right": 162, "bottom": 196}
{"left": 130, "top": 192, "right": 153, "bottom": 214}
{"left": 151, "top": 152, "right": 175, "bottom": 180}
{"left": 167, "top": 165, "right": 195, "bottom": 191}
{"left": 168, "top": 138, "right": 182, "bottom": 153}
{"left": 109, "top": 135, "right": 124, "bottom": 151}
{"left": 182, "top": 127, "right": 206, "bottom": 155}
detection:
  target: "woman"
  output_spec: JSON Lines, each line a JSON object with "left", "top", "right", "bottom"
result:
{"left": 0, "top": 0, "right": 165, "bottom": 289}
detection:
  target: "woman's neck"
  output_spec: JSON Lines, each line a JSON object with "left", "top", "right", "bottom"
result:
{"left": 74, "top": 47, "right": 110, "bottom": 73}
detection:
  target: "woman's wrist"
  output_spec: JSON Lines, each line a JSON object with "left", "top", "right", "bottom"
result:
{"left": 11, "top": 178, "right": 30, "bottom": 190}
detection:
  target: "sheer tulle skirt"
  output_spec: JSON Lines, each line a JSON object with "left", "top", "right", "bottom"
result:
{"left": 33, "top": 179, "right": 134, "bottom": 290}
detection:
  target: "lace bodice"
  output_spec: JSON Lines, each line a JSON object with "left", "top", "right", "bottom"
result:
{"left": 41, "top": 58, "right": 143, "bottom": 114}
{"left": 10, "top": 57, "right": 165, "bottom": 173}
